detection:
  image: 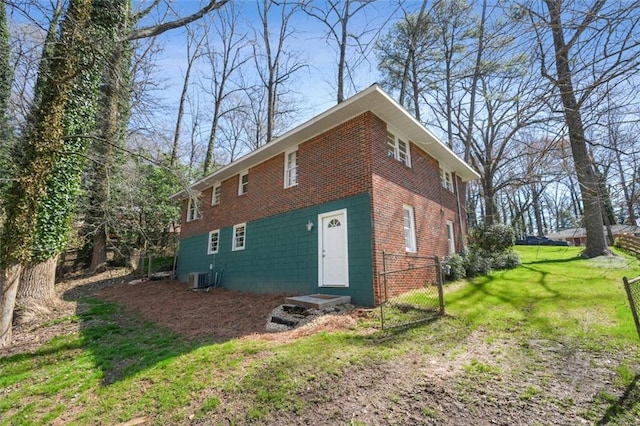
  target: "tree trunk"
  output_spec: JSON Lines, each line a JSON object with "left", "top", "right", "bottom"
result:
{"left": 615, "top": 147, "right": 637, "bottom": 225}
{"left": 532, "top": 188, "right": 544, "bottom": 236}
{"left": 463, "top": 0, "right": 486, "bottom": 164}
{"left": 0, "top": 264, "right": 22, "bottom": 347}
{"left": 544, "top": 0, "right": 609, "bottom": 257}
{"left": 91, "top": 228, "right": 108, "bottom": 273}
{"left": 14, "top": 255, "right": 59, "bottom": 323}
{"left": 482, "top": 173, "right": 497, "bottom": 225}
{"left": 90, "top": 40, "right": 125, "bottom": 272}
{"left": 18, "top": 255, "right": 58, "bottom": 302}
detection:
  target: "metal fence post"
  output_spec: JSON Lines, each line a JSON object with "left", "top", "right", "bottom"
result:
{"left": 435, "top": 256, "right": 445, "bottom": 316}
{"left": 381, "top": 250, "right": 387, "bottom": 330}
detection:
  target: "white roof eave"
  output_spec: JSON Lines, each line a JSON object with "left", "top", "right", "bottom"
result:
{"left": 171, "top": 84, "right": 479, "bottom": 200}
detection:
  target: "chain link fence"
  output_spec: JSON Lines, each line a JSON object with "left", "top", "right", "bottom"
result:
{"left": 623, "top": 275, "right": 640, "bottom": 339}
{"left": 379, "top": 251, "right": 445, "bottom": 329}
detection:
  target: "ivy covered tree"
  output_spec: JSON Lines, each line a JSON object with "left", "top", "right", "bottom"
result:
{"left": 2, "top": 0, "right": 230, "bottom": 347}
{"left": 16, "top": 1, "right": 106, "bottom": 314}
{"left": 0, "top": 0, "right": 93, "bottom": 347}
{"left": 0, "top": 1, "right": 15, "bottom": 211}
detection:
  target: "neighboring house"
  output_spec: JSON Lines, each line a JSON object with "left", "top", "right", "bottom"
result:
{"left": 171, "top": 84, "right": 479, "bottom": 306}
{"left": 548, "top": 225, "right": 640, "bottom": 246}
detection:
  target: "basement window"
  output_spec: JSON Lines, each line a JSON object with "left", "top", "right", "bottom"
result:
{"left": 208, "top": 229, "right": 220, "bottom": 254}
{"left": 233, "top": 223, "right": 246, "bottom": 251}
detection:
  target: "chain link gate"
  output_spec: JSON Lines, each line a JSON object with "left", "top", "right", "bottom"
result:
{"left": 379, "top": 251, "right": 445, "bottom": 329}
{"left": 623, "top": 275, "right": 640, "bottom": 339}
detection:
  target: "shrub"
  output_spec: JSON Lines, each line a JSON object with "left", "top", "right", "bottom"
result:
{"left": 443, "top": 253, "right": 466, "bottom": 281}
{"left": 452, "top": 224, "right": 520, "bottom": 278}
{"left": 468, "top": 223, "right": 515, "bottom": 254}
{"left": 463, "top": 247, "right": 492, "bottom": 277}
{"left": 491, "top": 250, "right": 521, "bottom": 269}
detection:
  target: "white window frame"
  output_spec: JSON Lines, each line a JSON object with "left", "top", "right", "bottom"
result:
{"left": 238, "top": 171, "right": 248, "bottom": 195}
{"left": 211, "top": 183, "right": 221, "bottom": 205}
{"left": 386, "top": 130, "right": 412, "bottom": 167}
{"left": 232, "top": 223, "right": 246, "bottom": 251}
{"left": 446, "top": 221, "right": 455, "bottom": 254}
{"left": 440, "top": 167, "right": 453, "bottom": 192}
{"left": 403, "top": 204, "right": 417, "bottom": 253}
{"left": 186, "top": 197, "right": 199, "bottom": 222}
{"left": 208, "top": 229, "right": 220, "bottom": 254}
{"left": 284, "top": 147, "right": 298, "bottom": 188}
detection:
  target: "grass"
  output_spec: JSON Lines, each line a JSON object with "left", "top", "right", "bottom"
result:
{"left": 445, "top": 246, "right": 640, "bottom": 346}
{"left": 1, "top": 246, "right": 640, "bottom": 424}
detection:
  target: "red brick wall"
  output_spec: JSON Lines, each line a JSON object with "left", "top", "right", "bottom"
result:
{"left": 370, "top": 175, "right": 461, "bottom": 304}
{"left": 179, "top": 108, "right": 469, "bottom": 305}
{"left": 368, "top": 116, "right": 466, "bottom": 304}
{"left": 180, "top": 112, "right": 377, "bottom": 238}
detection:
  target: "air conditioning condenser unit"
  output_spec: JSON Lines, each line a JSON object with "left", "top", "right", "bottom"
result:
{"left": 188, "top": 272, "right": 209, "bottom": 289}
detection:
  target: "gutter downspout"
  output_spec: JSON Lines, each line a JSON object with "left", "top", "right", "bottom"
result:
{"left": 454, "top": 173, "right": 465, "bottom": 252}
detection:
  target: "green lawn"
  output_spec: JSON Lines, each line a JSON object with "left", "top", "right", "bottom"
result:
{"left": 446, "top": 246, "right": 640, "bottom": 346}
{"left": 1, "top": 246, "right": 640, "bottom": 424}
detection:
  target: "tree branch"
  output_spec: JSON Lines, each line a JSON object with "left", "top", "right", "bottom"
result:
{"left": 126, "top": 0, "right": 230, "bottom": 41}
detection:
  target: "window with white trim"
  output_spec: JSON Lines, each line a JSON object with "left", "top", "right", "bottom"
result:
{"left": 233, "top": 223, "right": 246, "bottom": 251}
{"left": 186, "top": 197, "right": 199, "bottom": 222}
{"left": 208, "top": 229, "right": 220, "bottom": 254}
{"left": 446, "top": 221, "right": 455, "bottom": 254}
{"left": 403, "top": 204, "right": 417, "bottom": 253}
{"left": 238, "top": 171, "right": 248, "bottom": 195}
{"left": 211, "top": 183, "right": 221, "bottom": 205}
{"left": 386, "top": 131, "right": 411, "bottom": 167}
{"left": 284, "top": 148, "right": 298, "bottom": 188}
{"left": 440, "top": 167, "right": 453, "bottom": 192}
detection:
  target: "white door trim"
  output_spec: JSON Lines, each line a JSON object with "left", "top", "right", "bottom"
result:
{"left": 318, "top": 208, "right": 349, "bottom": 287}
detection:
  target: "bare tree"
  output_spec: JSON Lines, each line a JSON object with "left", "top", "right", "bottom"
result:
{"left": 253, "top": 0, "right": 306, "bottom": 144}
{"left": 201, "top": 4, "right": 251, "bottom": 175}
{"left": 302, "top": 0, "right": 389, "bottom": 104}
{"left": 523, "top": 0, "right": 640, "bottom": 257}
{"left": 170, "top": 24, "right": 205, "bottom": 167}
{"left": 376, "top": 0, "right": 432, "bottom": 120}
{"left": 88, "top": 0, "right": 231, "bottom": 272}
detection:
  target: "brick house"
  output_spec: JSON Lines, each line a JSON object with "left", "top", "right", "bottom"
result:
{"left": 172, "top": 84, "right": 479, "bottom": 306}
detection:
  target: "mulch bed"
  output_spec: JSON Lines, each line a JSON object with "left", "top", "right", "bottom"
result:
{"left": 97, "top": 279, "right": 288, "bottom": 340}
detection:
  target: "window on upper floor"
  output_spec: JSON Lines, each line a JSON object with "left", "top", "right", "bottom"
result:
{"left": 440, "top": 167, "right": 453, "bottom": 192}
{"left": 208, "top": 229, "right": 220, "bottom": 254}
{"left": 211, "top": 183, "right": 221, "bottom": 205}
{"left": 386, "top": 131, "right": 411, "bottom": 167}
{"left": 233, "top": 223, "right": 246, "bottom": 251}
{"left": 403, "top": 204, "right": 417, "bottom": 253}
{"left": 186, "top": 197, "right": 199, "bottom": 222}
{"left": 238, "top": 171, "right": 248, "bottom": 195}
{"left": 284, "top": 148, "right": 298, "bottom": 188}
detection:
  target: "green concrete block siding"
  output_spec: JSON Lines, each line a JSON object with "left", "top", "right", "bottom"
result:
{"left": 176, "top": 193, "right": 375, "bottom": 306}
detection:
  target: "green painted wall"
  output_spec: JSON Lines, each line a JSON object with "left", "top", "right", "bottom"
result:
{"left": 176, "top": 193, "right": 375, "bottom": 306}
